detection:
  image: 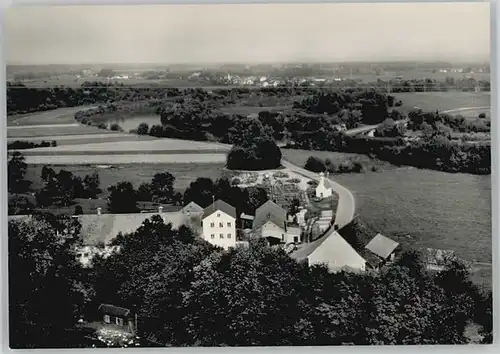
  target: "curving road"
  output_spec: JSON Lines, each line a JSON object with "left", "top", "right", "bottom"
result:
{"left": 281, "top": 159, "right": 356, "bottom": 229}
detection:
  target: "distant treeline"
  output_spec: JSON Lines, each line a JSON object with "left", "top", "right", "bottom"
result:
{"left": 288, "top": 132, "right": 490, "bottom": 175}
{"left": 8, "top": 140, "right": 56, "bottom": 150}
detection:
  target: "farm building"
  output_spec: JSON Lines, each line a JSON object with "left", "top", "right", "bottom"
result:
{"left": 253, "top": 200, "right": 288, "bottom": 245}
{"left": 252, "top": 200, "right": 305, "bottom": 245}
{"left": 202, "top": 199, "right": 237, "bottom": 250}
{"left": 290, "top": 230, "right": 366, "bottom": 273}
{"left": 365, "top": 233, "right": 401, "bottom": 264}
{"left": 182, "top": 201, "right": 203, "bottom": 215}
{"left": 315, "top": 172, "right": 333, "bottom": 199}
{"left": 9, "top": 207, "right": 200, "bottom": 268}
{"left": 98, "top": 304, "right": 136, "bottom": 334}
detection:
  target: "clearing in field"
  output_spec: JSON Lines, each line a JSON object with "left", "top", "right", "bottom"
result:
{"left": 21, "top": 153, "right": 228, "bottom": 165}
{"left": 18, "top": 138, "right": 231, "bottom": 154}
{"left": 394, "top": 91, "right": 490, "bottom": 115}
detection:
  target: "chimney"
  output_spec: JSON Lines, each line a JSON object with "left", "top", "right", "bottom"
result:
{"left": 97, "top": 207, "right": 102, "bottom": 215}
{"left": 158, "top": 206, "right": 163, "bottom": 214}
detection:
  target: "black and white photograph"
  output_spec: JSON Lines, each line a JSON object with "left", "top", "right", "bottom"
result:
{"left": 4, "top": 1, "right": 494, "bottom": 349}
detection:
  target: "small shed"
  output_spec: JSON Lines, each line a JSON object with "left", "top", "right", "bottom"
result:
{"left": 365, "top": 234, "right": 400, "bottom": 263}
{"left": 98, "top": 304, "right": 136, "bottom": 334}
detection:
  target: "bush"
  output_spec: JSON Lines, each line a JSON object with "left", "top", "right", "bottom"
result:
{"left": 478, "top": 113, "right": 486, "bottom": 119}
{"left": 74, "top": 205, "right": 83, "bottom": 215}
{"left": 231, "top": 178, "right": 241, "bottom": 186}
{"left": 304, "top": 156, "right": 326, "bottom": 173}
{"left": 137, "top": 122, "right": 150, "bottom": 135}
{"left": 110, "top": 123, "right": 122, "bottom": 131}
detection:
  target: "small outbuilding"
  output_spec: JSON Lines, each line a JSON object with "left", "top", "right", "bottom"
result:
{"left": 365, "top": 233, "right": 400, "bottom": 264}
{"left": 98, "top": 304, "right": 136, "bottom": 334}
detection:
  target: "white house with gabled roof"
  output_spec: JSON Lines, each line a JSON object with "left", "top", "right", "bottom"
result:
{"left": 202, "top": 199, "right": 237, "bottom": 250}
{"left": 315, "top": 172, "right": 333, "bottom": 199}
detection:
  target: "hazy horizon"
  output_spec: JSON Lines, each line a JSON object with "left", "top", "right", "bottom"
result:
{"left": 5, "top": 3, "right": 491, "bottom": 65}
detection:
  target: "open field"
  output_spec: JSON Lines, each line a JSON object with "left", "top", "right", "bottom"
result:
{"left": 18, "top": 138, "right": 231, "bottom": 154}
{"left": 7, "top": 106, "right": 98, "bottom": 126}
{"left": 394, "top": 91, "right": 490, "bottom": 114}
{"left": 20, "top": 153, "right": 228, "bottom": 165}
{"left": 25, "top": 162, "right": 225, "bottom": 195}
{"left": 7, "top": 133, "right": 158, "bottom": 146}
{"left": 7, "top": 124, "right": 120, "bottom": 138}
{"left": 332, "top": 168, "right": 491, "bottom": 261}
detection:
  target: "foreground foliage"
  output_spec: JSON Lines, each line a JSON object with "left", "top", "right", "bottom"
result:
{"left": 9, "top": 213, "right": 492, "bottom": 347}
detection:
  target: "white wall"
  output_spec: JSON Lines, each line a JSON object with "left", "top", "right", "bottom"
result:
{"left": 285, "top": 229, "right": 301, "bottom": 244}
{"left": 261, "top": 221, "right": 286, "bottom": 242}
{"left": 202, "top": 210, "right": 236, "bottom": 250}
{"left": 315, "top": 181, "right": 333, "bottom": 198}
{"left": 308, "top": 232, "right": 366, "bottom": 273}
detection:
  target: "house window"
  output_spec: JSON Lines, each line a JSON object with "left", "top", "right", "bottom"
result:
{"left": 104, "top": 315, "right": 110, "bottom": 324}
{"left": 217, "top": 213, "right": 221, "bottom": 217}
{"left": 294, "top": 236, "right": 299, "bottom": 243}
{"left": 211, "top": 234, "right": 215, "bottom": 239}
{"left": 210, "top": 222, "right": 215, "bottom": 227}
{"left": 116, "top": 317, "right": 123, "bottom": 326}
{"left": 227, "top": 222, "right": 231, "bottom": 227}
{"left": 219, "top": 222, "right": 223, "bottom": 227}
{"left": 227, "top": 233, "right": 231, "bottom": 239}
{"left": 220, "top": 234, "right": 224, "bottom": 239}
{"left": 282, "top": 234, "right": 285, "bottom": 241}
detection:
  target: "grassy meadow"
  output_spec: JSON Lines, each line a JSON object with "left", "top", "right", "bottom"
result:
{"left": 25, "top": 162, "right": 225, "bottom": 196}
{"left": 393, "top": 91, "right": 490, "bottom": 114}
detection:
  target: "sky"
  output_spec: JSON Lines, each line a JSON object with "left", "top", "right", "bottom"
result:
{"left": 5, "top": 2, "right": 491, "bottom": 65}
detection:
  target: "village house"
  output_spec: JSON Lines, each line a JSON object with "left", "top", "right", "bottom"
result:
{"left": 72, "top": 206, "right": 194, "bottom": 268}
{"left": 201, "top": 199, "right": 237, "bottom": 250}
{"left": 253, "top": 200, "right": 288, "bottom": 245}
{"left": 290, "top": 230, "right": 367, "bottom": 273}
{"left": 365, "top": 233, "right": 401, "bottom": 267}
{"left": 98, "top": 304, "right": 136, "bottom": 334}
{"left": 181, "top": 201, "right": 204, "bottom": 216}
{"left": 315, "top": 172, "right": 333, "bottom": 199}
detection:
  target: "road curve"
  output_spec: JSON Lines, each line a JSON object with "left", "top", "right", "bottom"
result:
{"left": 281, "top": 159, "right": 356, "bottom": 229}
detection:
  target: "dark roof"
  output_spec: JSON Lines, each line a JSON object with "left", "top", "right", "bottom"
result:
{"left": 99, "top": 304, "right": 131, "bottom": 317}
{"left": 203, "top": 199, "right": 237, "bottom": 219}
{"left": 182, "top": 201, "right": 204, "bottom": 213}
{"left": 253, "top": 200, "right": 287, "bottom": 230}
{"left": 365, "top": 234, "right": 400, "bottom": 259}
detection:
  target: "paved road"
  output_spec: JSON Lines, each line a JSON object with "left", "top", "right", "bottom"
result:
{"left": 441, "top": 106, "right": 490, "bottom": 114}
{"left": 343, "top": 119, "right": 408, "bottom": 137}
{"left": 281, "top": 159, "right": 356, "bottom": 229}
